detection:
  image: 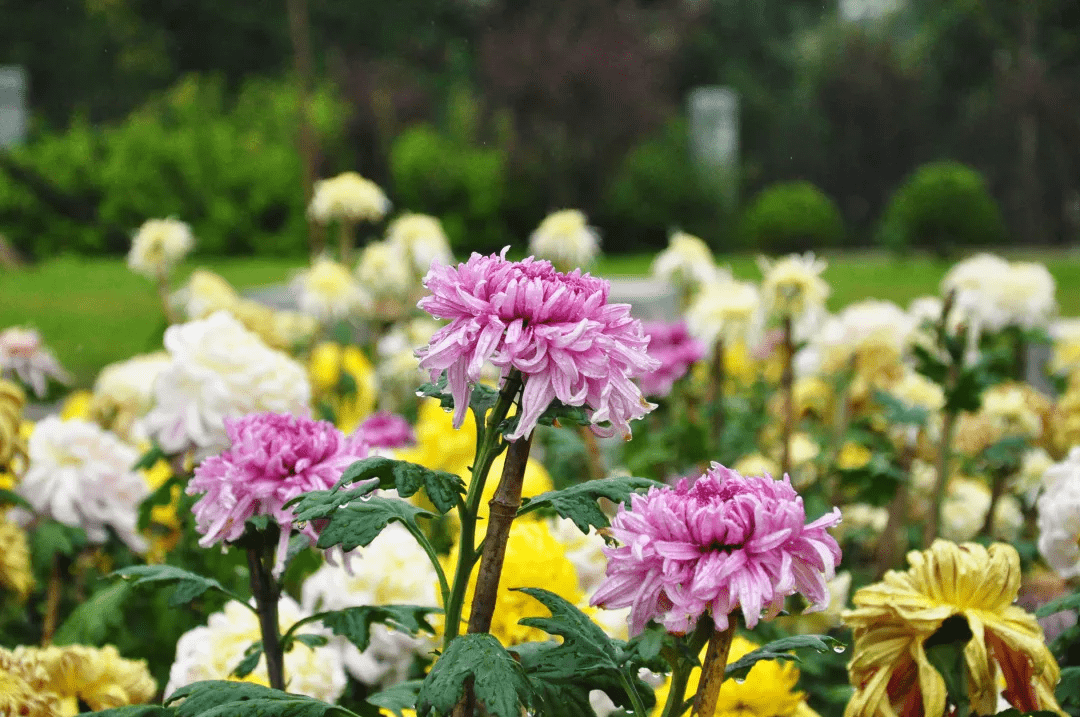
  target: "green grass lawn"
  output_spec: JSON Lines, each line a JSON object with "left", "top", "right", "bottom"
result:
{"left": 3, "top": 248, "right": 1079, "bottom": 388}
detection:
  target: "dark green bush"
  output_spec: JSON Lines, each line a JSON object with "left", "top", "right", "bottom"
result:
{"left": 389, "top": 124, "right": 509, "bottom": 255}
{"left": 877, "top": 161, "right": 1005, "bottom": 256}
{"left": 0, "top": 74, "right": 346, "bottom": 259}
{"left": 600, "top": 119, "right": 730, "bottom": 253}
{"left": 738, "top": 181, "right": 845, "bottom": 253}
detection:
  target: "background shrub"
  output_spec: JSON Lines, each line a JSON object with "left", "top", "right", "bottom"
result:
{"left": 738, "top": 181, "right": 845, "bottom": 253}
{"left": 876, "top": 161, "right": 1006, "bottom": 256}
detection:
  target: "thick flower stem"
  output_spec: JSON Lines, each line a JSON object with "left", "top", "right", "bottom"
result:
{"left": 156, "top": 272, "right": 180, "bottom": 325}
{"left": 924, "top": 409, "right": 956, "bottom": 547}
{"left": 247, "top": 545, "right": 285, "bottom": 691}
{"left": 706, "top": 339, "right": 725, "bottom": 451}
{"left": 40, "top": 554, "right": 64, "bottom": 645}
{"left": 466, "top": 432, "right": 535, "bottom": 635}
{"left": 660, "top": 618, "right": 714, "bottom": 717}
{"left": 780, "top": 315, "right": 795, "bottom": 477}
{"left": 339, "top": 219, "right": 356, "bottom": 264}
{"left": 981, "top": 466, "right": 1008, "bottom": 538}
{"left": 443, "top": 372, "right": 522, "bottom": 646}
{"left": 692, "top": 622, "right": 737, "bottom": 717}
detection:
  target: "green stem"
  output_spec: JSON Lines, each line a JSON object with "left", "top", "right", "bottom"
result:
{"left": 247, "top": 544, "right": 285, "bottom": 690}
{"left": 442, "top": 372, "right": 522, "bottom": 646}
{"left": 619, "top": 669, "right": 650, "bottom": 717}
{"left": 660, "top": 618, "right": 714, "bottom": 717}
{"left": 780, "top": 315, "right": 794, "bottom": 477}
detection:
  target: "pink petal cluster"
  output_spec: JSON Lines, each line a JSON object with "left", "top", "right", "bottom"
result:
{"left": 416, "top": 249, "right": 660, "bottom": 440}
{"left": 354, "top": 411, "right": 416, "bottom": 451}
{"left": 591, "top": 463, "right": 842, "bottom": 635}
{"left": 187, "top": 412, "right": 372, "bottom": 576}
{"left": 0, "top": 327, "right": 72, "bottom": 398}
{"left": 639, "top": 321, "right": 706, "bottom": 398}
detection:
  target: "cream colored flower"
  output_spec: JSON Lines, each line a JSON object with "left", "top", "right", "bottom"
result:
{"left": 528, "top": 209, "right": 601, "bottom": 272}
{"left": 1036, "top": 447, "right": 1080, "bottom": 578}
{"left": 385, "top": 213, "right": 453, "bottom": 277}
{"left": 1010, "top": 447, "right": 1054, "bottom": 506}
{"left": 139, "top": 312, "right": 312, "bottom": 457}
{"left": 757, "top": 252, "right": 829, "bottom": 321}
{"left": 166, "top": 596, "right": 346, "bottom": 702}
{"left": 685, "top": 279, "right": 761, "bottom": 349}
{"left": 293, "top": 257, "right": 370, "bottom": 323}
{"left": 89, "top": 352, "right": 171, "bottom": 442}
{"left": 26, "top": 644, "right": 156, "bottom": 714}
{"left": 941, "top": 477, "right": 1022, "bottom": 542}
{"left": 355, "top": 240, "right": 414, "bottom": 316}
{"left": 309, "top": 171, "right": 390, "bottom": 224}
{"left": 651, "top": 231, "right": 725, "bottom": 291}
{"left": 301, "top": 523, "right": 439, "bottom": 687}
{"left": 170, "top": 268, "right": 240, "bottom": 319}
{"left": 943, "top": 254, "right": 1057, "bottom": 333}
{"left": 733, "top": 452, "right": 780, "bottom": 479}
{"left": 14, "top": 417, "right": 148, "bottom": 553}
{"left": 126, "top": 218, "right": 194, "bottom": 279}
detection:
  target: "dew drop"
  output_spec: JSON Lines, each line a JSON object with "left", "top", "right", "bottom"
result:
{"left": 733, "top": 677, "right": 745, "bottom": 684}
{"left": 832, "top": 644, "right": 846, "bottom": 654}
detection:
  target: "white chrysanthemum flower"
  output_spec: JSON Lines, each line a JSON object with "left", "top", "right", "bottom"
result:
{"left": 981, "top": 384, "right": 1043, "bottom": 440}
{"left": 1009, "top": 447, "right": 1054, "bottom": 507}
{"left": 757, "top": 252, "right": 830, "bottom": 321}
{"left": 126, "top": 218, "right": 194, "bottom": 280}
{"left": 13, "top": 417, "right": 148, "bottom": 552}
{"left": 300, "top": 523, "right": 438, "bottom": 687}
{"left": 355, "top": 240, "right": 413, "bottom": 302}
{"left": 90, "top": 352, "right": 172, "bottom": 442}
{"left": 1037, "top": 447, "right": 1080, "bottom": 578}
{"left": 292, "top": 258, "right": 371, "bottom": 324}
{"left": 139, "top": 312, "right": 311, "bottom": 458}
{"left": 943, "top": 254, "right": 1057, "bottom": 333}
{"left": 527, "top": 209, "right": 601, "bottom": 272}
{"left": 940, "top": 477, "right": 1023, "bottom": 542}
{"left": 879, "top": 369, "right": 945, "bottom": 447}
{"left": 797, "top": 300, "right": 916, "bottom": 379}
{"left": 0, "top": 327, "right": 72, "bottom": 399}
{"left": 165, "top": 596, "right": 346, "bottom": 702}
{"left": 170, "top": 269, "right": 240, "bottom": 320}
{"left": 308, "top": 172, "right": 390, "bottom": 224}
{"left": 685, "top": 279, "right": 761, "bottom": 349}
{"left": 651, "top": 232, "right": 726, "bottom": 291}
{"left": 385, "top": 213, "right": 454, "bottom": 277}
{"left": 1049, "top": 318, "right": 1080, "bottom": 380}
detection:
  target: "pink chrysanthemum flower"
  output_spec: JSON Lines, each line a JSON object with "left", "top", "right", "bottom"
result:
{"left": 639, "top": 321, "right": 706, "bottom": 398}
{"left": 416, "top": 249, "right": 660, "bottom": 440}
{"left": 591, "top": 463, "right": 842, "bottom": 635}
{"left": 187, "top": 412, "right": 372, "bottom": 576}
{"left": 354, "top": 411, "right": 416, "bottom": 451}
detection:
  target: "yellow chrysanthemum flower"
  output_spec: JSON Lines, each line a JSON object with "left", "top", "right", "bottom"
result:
{"left": 0, "top": 379, "right": 25, "bottom": 471}
{"left": 0, "top": 510, "right": 33, "bottom": 600}
{"left": 7, "top": 644, "right": 155, "bottom": 716}
{"left": 758, "top": 252, "right": 829, "bottom": 320}
{"left": 397, "top": 398, "right": 477, "bottom": 477}
{"left": 450, "top": 520, "right": 582, "bottom": 646}
{"left": 59, "top": 390, "right": 93, "bottom": 421}
{"left": 651, "top": 635, "right": 819, "bottom": 717}
{"left": 142, "top": 457, "right": 182, "bottom": 564}
{"left": 843, "top": 540, "right": 1066, "bottom": 717}
{"left": 308, "top": 342, "right": 378, "bottom": 433}
{"left": 0, "top": 647, "right": 62, "bottom": 717}
{"left": 837, "top": 442, "right": 872, "bottom": 471}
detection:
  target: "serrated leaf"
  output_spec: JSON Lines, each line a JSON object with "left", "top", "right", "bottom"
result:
{"left": 517, "top": 476, "right": 660, "bottom": 533}
{"left": 367, "top": 680, "right": 423, "bottom": 716}
{"left": 53, "top": 581, "right": 130, "bottom": 646}
{"left": 417, "top": 633, "right": 533, "bottom": 717}
{"left": 872, "top": 389, "right": 929, "bottom": 427}
{"left": 304, "top": 604, "right": 440, "bottom": 652}
{"left": 165, "top": 680, "right": 355, "bottom": 717}
{"left": 724, "top": 634, "right": 846, "bottom": 681}
{"left": 290, "top": 457, "right": 464, "bottom": 517}
{"left": 76, "top": 707, "right": 173, "bottom": 717}
{"left": 112, "top": 565, "right": 240, "bottom": 609}
{"left": 232, "top": 642, "right": 262, "bottom": 679}
{"left": 1035, "top": 589, "right": 1080, "bottom": 618}
{"left": 0, "top": 488, "right": 32, "bottom": 510}
{"left": 315, "top": 497, "right": 435, "bottom": 552}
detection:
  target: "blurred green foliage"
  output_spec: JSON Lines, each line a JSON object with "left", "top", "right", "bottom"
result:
{"left": 877, "top": 161, "right": 1006, "bottom": 256}
{"left": 739, "top": 181, "right": 845, "bottom": 253}
{"left": 0, "top": 75, "right": 346, "bottom": 259}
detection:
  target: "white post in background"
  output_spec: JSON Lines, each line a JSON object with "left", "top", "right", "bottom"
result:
{"left": 688, "top": 86, "right": 739, "bottom": 209}
{"left": 0, "top": 66, "right": 28, "bottom": 148}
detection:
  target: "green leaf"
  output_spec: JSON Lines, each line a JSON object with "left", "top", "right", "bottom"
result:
{"left": 419, "top": 374, "right": 500, "bottom": 422}
{"left": 924, "top": 614, "right": 974, "bottom": 717}
{"left": 1035, "top": 589, "right": 1080, "bottom": 619}
{"left": 133, "top": 444, "right": 166, "bottom": 471}
{"left": 946, "top": 367, "right": 988, "bottom": 414}
{"left": 30, "top": 520, "right": 88, "bottom": 565}
{"left": 417, "top": 633, "right": 534, "bottom": 717}
{"left": 76, "top": 707, "right": 173, "bottom": 717}
{"left": 290, "top": 633, "right": 329, "bottom": 650}
{"left": 315, "top": 497, "right": 436, "bottom": 552}
{"left": 1057, "top": 666, "right": 1080, "bottom": 707}
{"left": 294, "top": 604, "right": 440, "bottom": 653}
{"left": 232, "top": 642, "right": 262, "bottom": 679}
{"left": 0, "top": 488, "right": 32, "bottom": 510}
{"left": 165, "top": 680, "right": 356, "bottom": 717}
{"left": 290, "top": 456, "right": 464, "bottom": 517}
{"left": 724, "top": 634, "right": 846, "bottom": 681}
{"left": 111, "top": 565, "right": 244, "bottom": 609}
{"left": 53, "top": 581, "right": 130, "bottom": 645}
{"left": 872, "top": 389, "right": 929, "bottom": 427}
{"left": 517, "top": 476, "right": 661, "bottom": 534}
{"left": 367, "top": 680, "right": 423, "bottom": 716}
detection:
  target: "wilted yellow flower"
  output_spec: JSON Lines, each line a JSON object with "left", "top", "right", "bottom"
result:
{"left": 758, "top": 252, "right": 829, "bottom": 320}
{"left": 13, "top": 644, "right": 156, "bottom": 716}
{"left": 651, "top": 635, "right": 819, "bottom": 717}
{"left": 0, "top": 647, "right": 62, "bottom": 717}
{"left": 308, "top": 342, "right": 378, "bottom": 433}
{"left": 844, "top": 541, "right": 1066, "bottom": 717}
{"left": 0, "top": 511, "right": 32, "bottom": 600}
{"left": 308, "top": 171, "right": 390, "bottom": 224}
{"left": 0, "top": 379, "right": 25, "bottom": 470}
{"left": 126, "top": 217, "right": 194, "bottom": 280}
